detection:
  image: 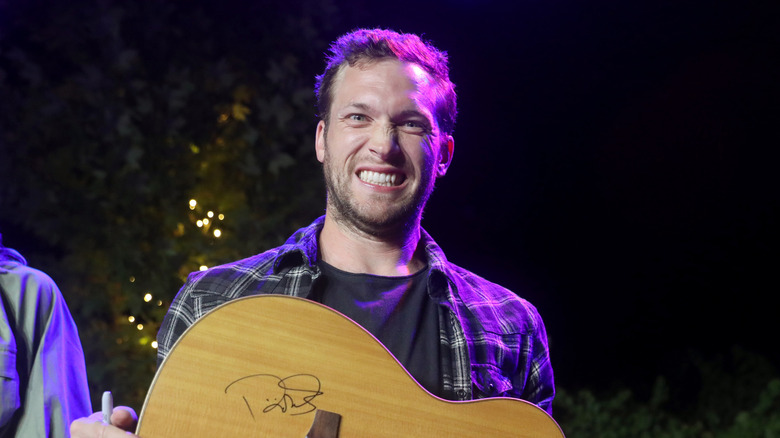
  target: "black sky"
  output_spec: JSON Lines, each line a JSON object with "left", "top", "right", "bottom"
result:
{"left": 332, "top": 0, "right": 779, "bottom": 392}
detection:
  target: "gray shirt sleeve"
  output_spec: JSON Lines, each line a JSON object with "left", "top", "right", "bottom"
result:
{"left": 0, "top": 262, "right": 92, "bottom": 437}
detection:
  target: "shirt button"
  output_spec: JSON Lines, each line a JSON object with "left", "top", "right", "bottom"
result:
{"left": 456, "top": 389, "right": 467, "bottom": 399}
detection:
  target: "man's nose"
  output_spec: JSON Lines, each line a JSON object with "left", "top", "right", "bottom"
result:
{"left": 368, "top": 124, "right": 400, "bottom": 159}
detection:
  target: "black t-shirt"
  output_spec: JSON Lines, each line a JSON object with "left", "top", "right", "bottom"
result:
{"left": 314, "top": 260, "right": 443, "bottom": 397}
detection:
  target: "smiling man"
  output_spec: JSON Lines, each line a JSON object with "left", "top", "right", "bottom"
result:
{"left": 316, "top": 57, "right": 451, "bottom": 275}
{"left": 72, "top": 28, "right": 555, "bottom": 438}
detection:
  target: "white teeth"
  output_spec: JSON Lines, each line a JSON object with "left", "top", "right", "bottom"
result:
{"left": 359, "top": 170, "right": 399, "bottom": 187}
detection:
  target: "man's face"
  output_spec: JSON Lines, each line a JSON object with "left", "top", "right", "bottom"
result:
{"left": 315, "top": 58, "right": 453, "bottom": 237}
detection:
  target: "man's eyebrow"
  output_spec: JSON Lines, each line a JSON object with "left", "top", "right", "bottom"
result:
{"left": 341, "top": 102, "right": 372, "bottom": 112}
{"left": 339, "top": 103, "right": 432, "bottom": 124}
{"left": 396, "top": 109, "right": 430, "bottom": 120}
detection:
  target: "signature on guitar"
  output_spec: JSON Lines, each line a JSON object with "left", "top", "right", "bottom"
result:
{"left": 225, "top": 374, "right": 324, "bottom": 418}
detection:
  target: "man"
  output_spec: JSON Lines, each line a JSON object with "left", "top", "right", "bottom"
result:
{"left": 72, "top": 28, "right": 555, "bottom": 437}
{"left": 1, "top": 234, "right": 92, "bottom": 437}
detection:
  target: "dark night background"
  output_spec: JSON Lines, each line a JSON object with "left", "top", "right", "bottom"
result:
{"left": 1, "top": 0, "right": 778, "bottom": 423}
{"left": 338, "top": 0, "right": 779, "bottom": 396}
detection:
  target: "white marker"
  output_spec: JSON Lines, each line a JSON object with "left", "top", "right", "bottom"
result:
{"left": 102, "top": 391, "right": 113, "bottom": 425}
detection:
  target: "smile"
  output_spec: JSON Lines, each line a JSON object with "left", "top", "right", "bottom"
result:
{"left": 358, "top": 170, "right": 402, "bottom": 187}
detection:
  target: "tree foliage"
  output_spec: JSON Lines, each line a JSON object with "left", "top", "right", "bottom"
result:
{"left": 555, "top": 348, "right": 780, "bottom": 437}
{"left": 0, "top": 0, "right": 335, "bottom": 408}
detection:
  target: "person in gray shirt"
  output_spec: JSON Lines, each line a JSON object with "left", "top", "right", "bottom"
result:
{"left": 1, "top": 234, "right": 91, "bottom": 437}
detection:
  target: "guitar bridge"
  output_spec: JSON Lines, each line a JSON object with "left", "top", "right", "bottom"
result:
{"left": 305, "top": 409, "right": 341, "bottom": 438}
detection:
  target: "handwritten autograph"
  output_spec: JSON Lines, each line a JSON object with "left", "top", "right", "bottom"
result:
{"left": 225, "top": 374, "right": 323, "bottom": 419}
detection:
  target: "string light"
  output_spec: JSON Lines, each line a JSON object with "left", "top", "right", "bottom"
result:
{"left": 117, "top": 200, "right": 230, "bottom": 350}
{"left": 121, "top": 197, "right": 227, "bottom": 354}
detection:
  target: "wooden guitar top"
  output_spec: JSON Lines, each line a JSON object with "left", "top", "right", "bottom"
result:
{"left": 137, "top": 295, "right": 565, "bottom": 437}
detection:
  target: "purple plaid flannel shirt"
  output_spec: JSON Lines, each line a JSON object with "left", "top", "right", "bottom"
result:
{"left": 157, "top": 216, "right": 555, "bottom": 414}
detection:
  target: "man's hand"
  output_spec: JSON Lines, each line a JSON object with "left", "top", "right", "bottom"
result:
{"left": 70, "top": 406, "right": 139, "bottom": 437}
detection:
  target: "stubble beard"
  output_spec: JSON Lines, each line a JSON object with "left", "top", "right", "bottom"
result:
{"left": 321, "top": 139, "right": 436, "bottom": 240}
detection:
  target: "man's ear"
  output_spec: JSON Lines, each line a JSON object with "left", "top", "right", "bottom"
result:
{"left": 315, "top": 120, "right": 326, "bottom": 163}
{"left": 436, "top": 135, "right": 454, "bottom": 177}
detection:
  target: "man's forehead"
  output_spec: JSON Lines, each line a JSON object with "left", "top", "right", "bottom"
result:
{"left": 335, "top": 58, "right": 432, "bottom": 87}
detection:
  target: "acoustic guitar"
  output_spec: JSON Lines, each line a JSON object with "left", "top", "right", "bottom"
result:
{"left": 136, "top": 295, "right": 565, "bottom": 437}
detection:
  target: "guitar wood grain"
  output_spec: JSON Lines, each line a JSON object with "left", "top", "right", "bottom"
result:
{"left": 137, "top": 295, "right": 565, "bottom": 437}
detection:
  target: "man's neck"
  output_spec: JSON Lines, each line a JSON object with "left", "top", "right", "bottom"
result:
{"left": 318, "top": 213, "right": 426, "bottom": 277}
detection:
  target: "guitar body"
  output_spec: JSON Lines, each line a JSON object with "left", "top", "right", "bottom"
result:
{"left": 137, "top": 295, "right": 564, "bottom": 437}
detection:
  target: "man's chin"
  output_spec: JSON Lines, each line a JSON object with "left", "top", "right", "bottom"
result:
{"left": 335, "top": 206, "right": 418, "bottom": 238}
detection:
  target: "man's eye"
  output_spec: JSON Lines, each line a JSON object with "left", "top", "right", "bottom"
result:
{"left": 348, "top": 114, "right": 367, "bottom": 122}
{"left": 401, "top": 120, "right": 428, "bottom": 133}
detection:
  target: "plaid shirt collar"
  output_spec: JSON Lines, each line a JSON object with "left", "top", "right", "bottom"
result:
{"left": 270, "top": 216, "right": 454, "bottom": 300}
